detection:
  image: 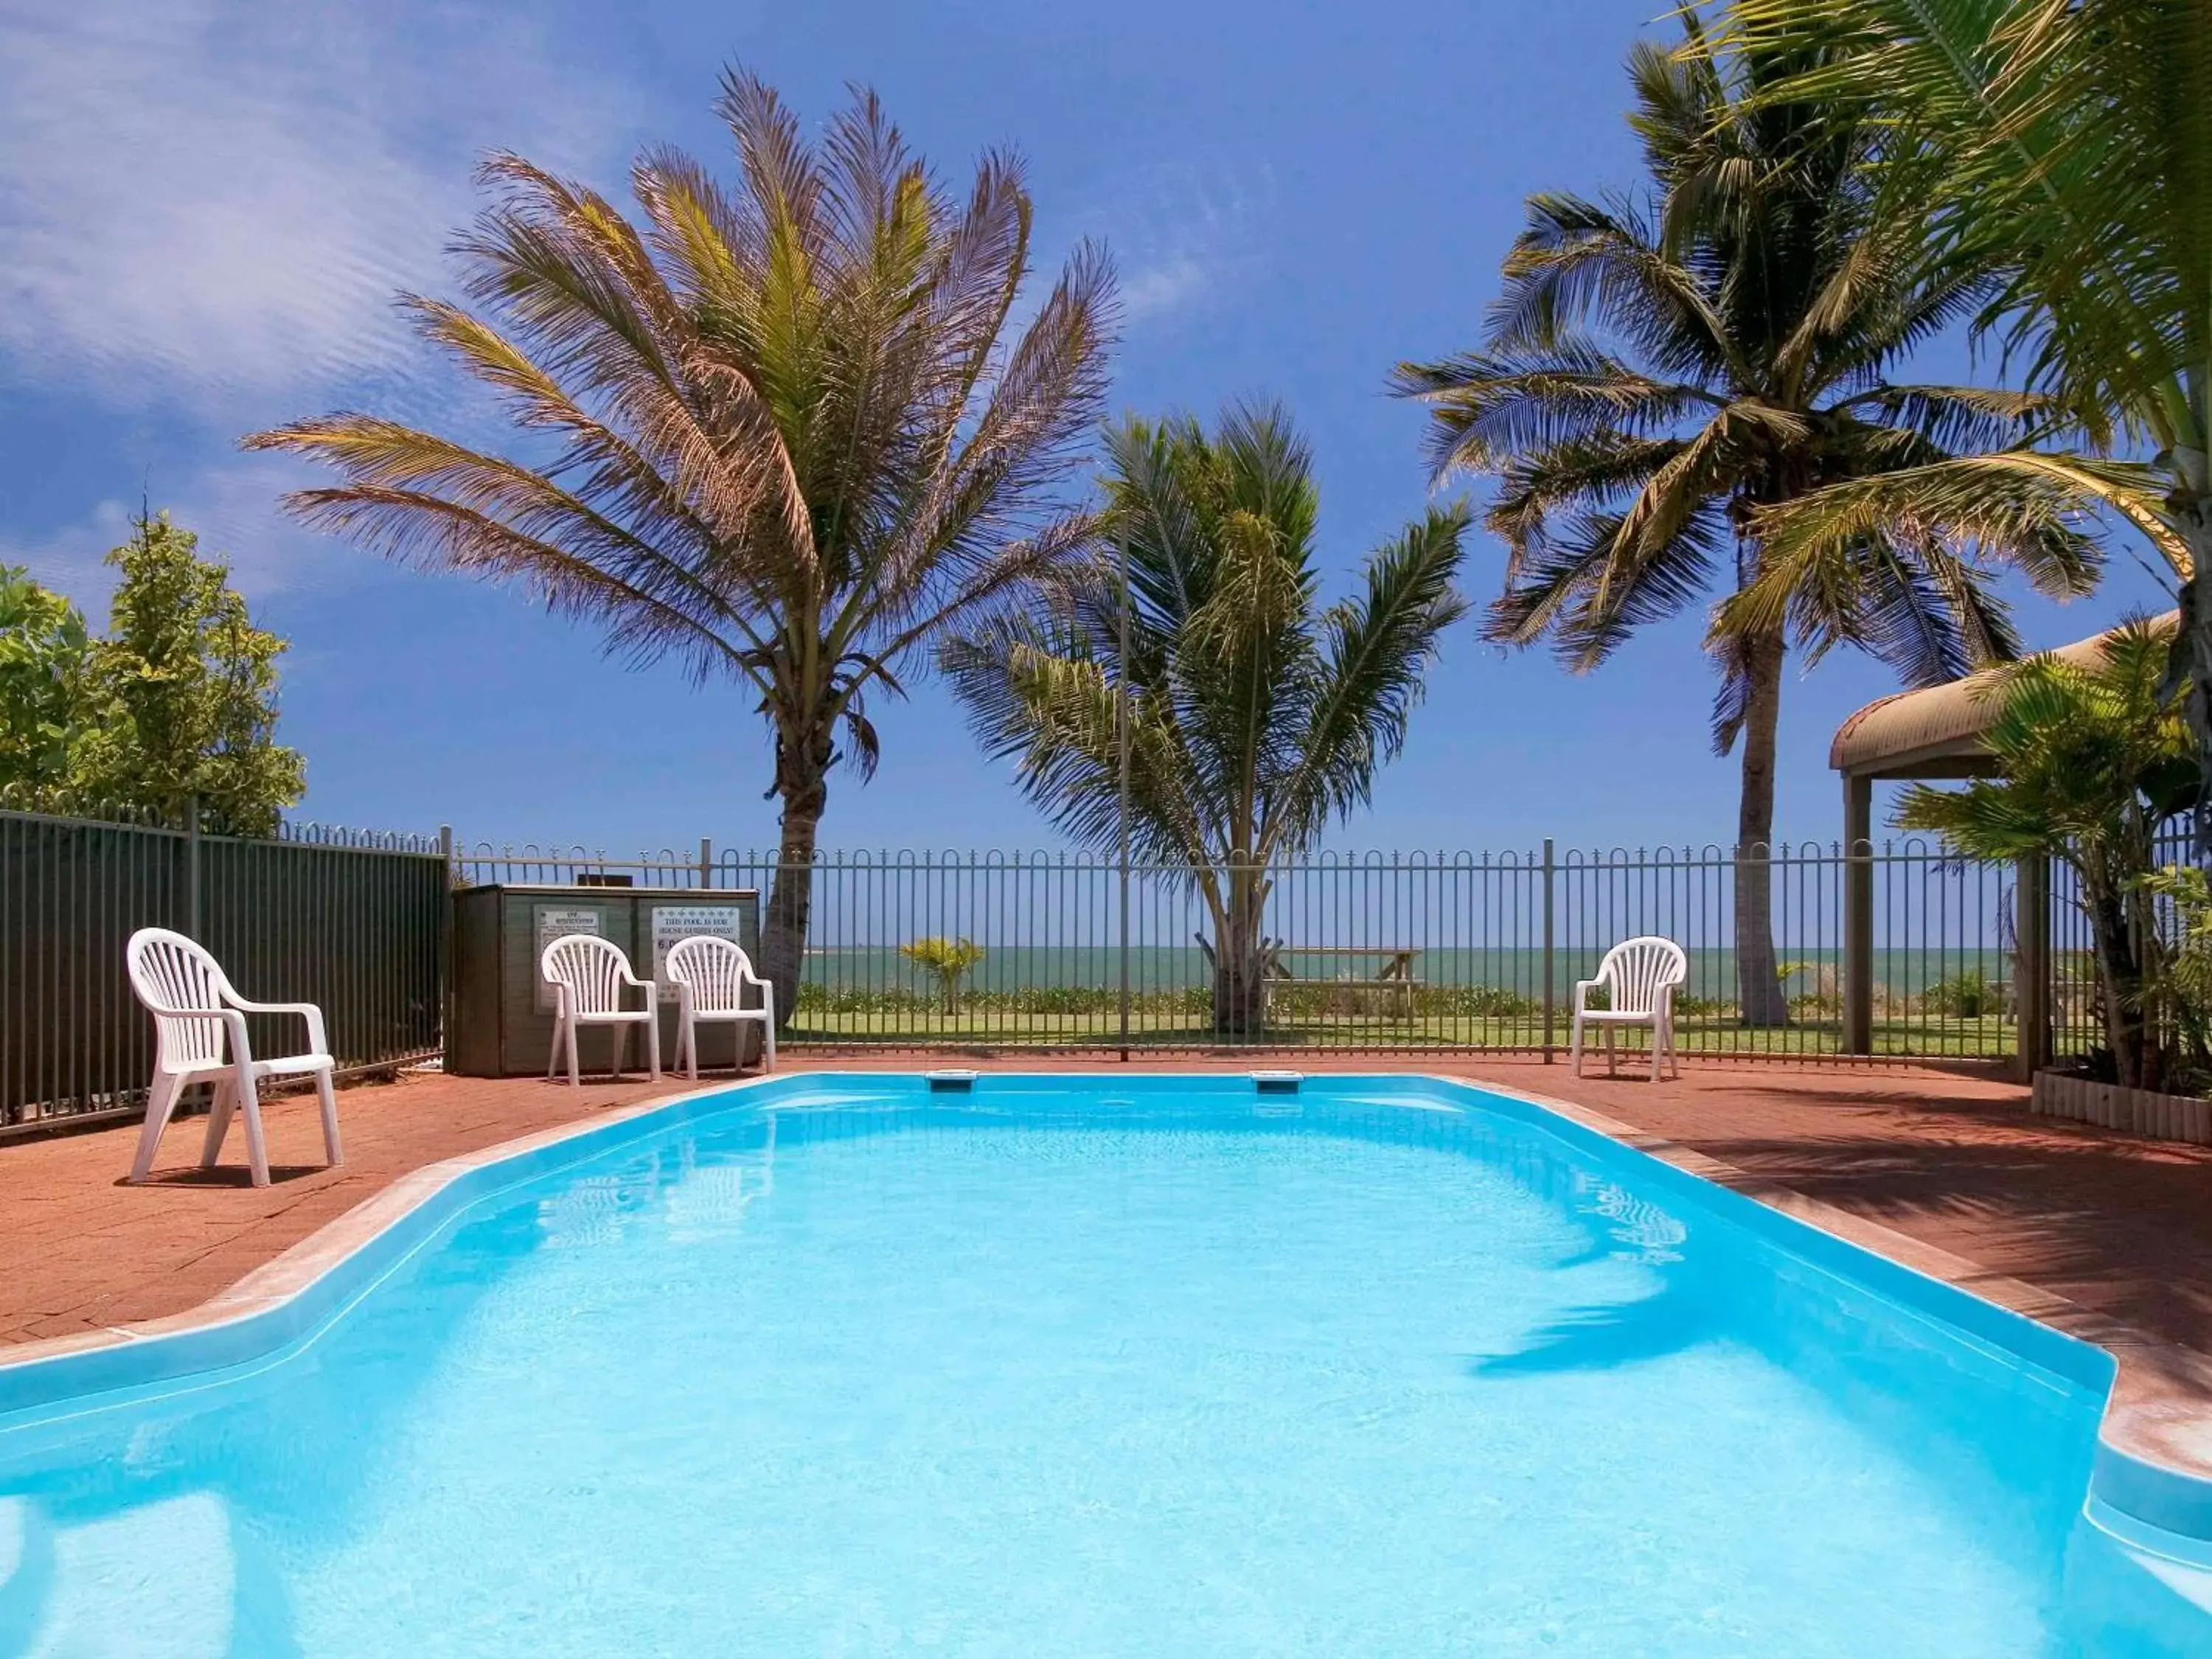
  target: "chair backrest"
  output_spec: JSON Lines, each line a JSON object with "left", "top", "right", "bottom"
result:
{"left": 125, "top": 928, "right": 232, "bottom": 1066}
{"left": 540, "top": 934, "right": 636, "bottom": 1015}
{"left": 664, "top": 935, "right": 756, "bottom": 1015}
{"left": 1596, "top": 936, "right": 1688, "bottom": 1015}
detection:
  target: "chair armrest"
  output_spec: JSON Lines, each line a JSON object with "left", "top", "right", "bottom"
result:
{"left": 1571, "top": 979, "right": 1596, "bottom": 1012}
{"left": 616, "top": 963, "right": 659, "bottom": 1008}
{"left": 224, "top": 995, "right": 330, "bottom": 1054}
{"left": 147, "top": 1006, "right": 253, "bottom": 1064}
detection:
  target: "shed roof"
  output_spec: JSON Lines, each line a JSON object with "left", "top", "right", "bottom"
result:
{"left": 1829, "top": 612, "right": 2177, "bottom": 780}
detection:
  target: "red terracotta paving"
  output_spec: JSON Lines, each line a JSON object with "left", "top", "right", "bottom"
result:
{"left": 2, "top": 1054, "right": 2209, "bottom": 1371}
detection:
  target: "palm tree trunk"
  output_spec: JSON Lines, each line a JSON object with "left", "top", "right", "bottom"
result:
{"left": 1735, "top": 632, "right": 1791, "bottom": 1028}
{"left": 2169, "top": 495, "right": 2212, "bottom": 853}
{"left": 760, "top": 725, "right": 833, "bottom": 1032}
{"left": 2084, "top": 869, "right": 2151, "bottom": 1089}
{"left": 1211, "top": 860, "right": 1269, "bottom": 1036}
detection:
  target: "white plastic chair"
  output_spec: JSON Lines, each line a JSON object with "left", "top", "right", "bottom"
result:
{"left": 1571, "top": 936, "right": 1688, "bottom": 1082}
{"left": 124, "top": 928, "right": 343, "bottom": 1188}
{"left": 541, "top": 933, "right": 660, "bottom": 1087}
{"left": 663, "top": 935, "right": 776, "bottom": 1080}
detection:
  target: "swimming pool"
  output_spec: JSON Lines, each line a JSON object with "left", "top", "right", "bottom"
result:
{"left": 0, "top": 1073, "right": 2207, "bottom": 1656}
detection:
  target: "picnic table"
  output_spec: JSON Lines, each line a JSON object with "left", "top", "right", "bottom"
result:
{"left": 1262, "top": 946, "right": 1422, "bottom": 1019}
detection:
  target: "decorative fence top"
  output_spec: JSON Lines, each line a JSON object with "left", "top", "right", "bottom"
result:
{"left": 446, "top": 838, "right": 1966, "bottom": 877}
{"left": 276, "top": 820, "right": 447, "bottom": 855}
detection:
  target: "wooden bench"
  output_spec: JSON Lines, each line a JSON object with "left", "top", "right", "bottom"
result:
{"left": 1262, "top": 947, "right": 1422, "bottom": 1020}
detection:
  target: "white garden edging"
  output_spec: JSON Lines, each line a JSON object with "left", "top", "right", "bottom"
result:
{"left": 2031, "top": 1069, "right": 2212, "bottom": 1146}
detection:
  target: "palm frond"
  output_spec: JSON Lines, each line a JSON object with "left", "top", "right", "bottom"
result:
{"left": 245, "top": 66, "right": 1114, "bottom": 830}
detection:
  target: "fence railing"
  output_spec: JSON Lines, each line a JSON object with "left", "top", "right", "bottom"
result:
{"left": 2, "top": 813, "right": 2116, "bottom": 1127}
{"left": 1, "top": 810, "right": 449, "bottom": 1127}
{"left": 455, "top": 836, "right": 2042, "bottom": 1061}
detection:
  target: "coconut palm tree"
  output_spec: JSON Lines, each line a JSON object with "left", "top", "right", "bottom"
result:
{"left": 941, "top": 403, "right": 1469, "bottom": 1034}
{"left": 244, "top": 69, "right": 1114, "bottom": 1022}
{"left": 1714, "top": 0, "right": 2212, "bottom": 830}
{"left": 1896, "top": 621, "right": 2198, "bottom": 1089}
{"left": 1391, "top": 24, "right": 2101, "bottom": 1025}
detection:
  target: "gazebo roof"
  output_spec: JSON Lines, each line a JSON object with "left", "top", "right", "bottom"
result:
{"left": 1829, "top": 611, "right": 2177, "bottom": 781}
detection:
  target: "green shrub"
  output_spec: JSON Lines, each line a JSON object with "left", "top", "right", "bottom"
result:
{"left": 1925, "top": 968, "right": 1997, "bottom": 1019}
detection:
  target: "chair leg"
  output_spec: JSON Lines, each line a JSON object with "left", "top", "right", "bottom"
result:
{"left": 316, "top": 1069, "right": 344, "bottom": 1167}
{"left": 546, "top": 1013, "right": 564, "bottom": 1081}
{"left": 1649, "top": 1018, "right": 1662, "bottom": 1084}
{"left": 238, "top": 1071, "right": 271, "bottom": 1189}
{"left": 1570, "top": 1015, "right": 1583, "bottom": 1077}
{"left": 645, "top": 1015, "right": 661, "bottom": 1082}
{"left": 679, "top": 1014, "right": 697, "bottom": 1081}
{"left": 201, "top": 1077, "right": 237, "bottom": 1168}
{"left": 566, "top": 1019, "right": 580, "bottom": 1089}
{"left": 1605, "top": 1024, "right": 1616, "bottom": 1076}
{"left": 608, "top": 1021, "right": 627, "bottom": 1081}
{"left": 130, "top": 1073, "right": 184, "bottom": 1183}
{"left": 762, "top": 999, "right": 776, "bottom": 1075}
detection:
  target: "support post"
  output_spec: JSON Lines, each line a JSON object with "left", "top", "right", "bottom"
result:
{"left": 1843, "top": 773, "right": 1874, "bottom": 1054}
{"left": 700, "top": 838, "right": 713, "bottom": 888}
{"left": 1541, "top": 837, "right": 1556, "bottom": 1062}
{"left": 438, "top": 824, "right": 456, "bottom": 1072}
{"left": 1116, "top": 532, "right": 1132, "bottom": 1064}
{"left": 185, "top": 793, "right": 202, "bottom": 939}
{"left": 2015, "top": 853, "right": 2050, "bottom": 1084}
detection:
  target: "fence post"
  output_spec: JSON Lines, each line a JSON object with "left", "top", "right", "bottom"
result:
{"left": 1541, "top": 837, "right": 1556, "bottom": 1062}
{"left": 1843, "top": 774, "right": 1873, "bottom": 1054}
{"left": 185, "top": 793, "right": 202, "bottom": 938}
{"left": 700, "top": 838, "right": 713, "bottom": 888}
{"left": 2016, "top": 852, "right": 2050, "bottom": 1082}
{"left": 437, "top": 824, "right": 456, "bottom": 1071}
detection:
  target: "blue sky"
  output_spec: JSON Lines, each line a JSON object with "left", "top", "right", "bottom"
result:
{"left": 0, "top": 1, "right": 2175, "bottom": 860}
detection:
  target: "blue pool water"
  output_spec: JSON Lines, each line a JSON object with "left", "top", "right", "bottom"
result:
{"left": 0, "top": 1075, "right": 2207, "bottom": 1656}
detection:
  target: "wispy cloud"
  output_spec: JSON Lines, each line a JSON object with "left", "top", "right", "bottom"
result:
{"left": 1088, "top": 161, "right": 1266, "bottom": 328}
{"left": 0, "top": 1, "right": 629, "bottom": 414}
{"left": 0, "top": 453, "right": 377, "bottom": 610}
{"left": 1120, "top": 253, "right": 1211, "bottom": 323}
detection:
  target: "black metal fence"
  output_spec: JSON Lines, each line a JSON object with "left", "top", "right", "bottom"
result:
{"left": 456, "top": 836, "right": 2038, "bottom": 1062}
{"left": 1, "top": 810, "right": 448, "bottom": 1127}
{"left": 2040, "top": 816, "right": 2198, "bottom": 1062}
{"left": 1, "top": 807, "right": 2127, "bottom": 1127}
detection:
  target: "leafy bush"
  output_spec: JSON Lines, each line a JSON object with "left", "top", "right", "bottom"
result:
{"left": 1422, "top": 985, "right": 1541, "bottom": 1018}
{"left": 792, "top": 983, "right": 1213, "bottom": 1018}
{"left": 0, "top": 517, "right": 303, "bottom": 833}
{"left": 1924, "top": 968, "right": 1998, "bottom": 1020}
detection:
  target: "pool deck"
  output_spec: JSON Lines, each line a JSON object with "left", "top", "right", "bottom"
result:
{"left": 6, "top": 1054, "right": 2211, "bottom": 1482}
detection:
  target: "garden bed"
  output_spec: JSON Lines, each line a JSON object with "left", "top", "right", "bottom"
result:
{"left": 2030, "top": 1068, "right": 2212, "bottom": 1145}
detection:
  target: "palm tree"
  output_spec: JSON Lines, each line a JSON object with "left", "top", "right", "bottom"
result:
{"left": 941, "top": 403, "right": 1469, "bottom": 1034}
{"left": 900, "top": 936, "right": 986, "bottom": 1016}
{"left": 1391, "top": 25, "right": 2100, "bottom": 1026}
{"left": 1714, "top": 0, "right": 2212, "bottom": 831}
{"left": 244, "top": 70, "right": 1114, "bottom": 1022}
{"left": 1897, "top": 621, "right": 2198, "bottom": 1089}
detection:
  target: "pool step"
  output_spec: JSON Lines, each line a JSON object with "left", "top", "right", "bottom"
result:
{"left": 9, "top": 1493, "right": 237, "bottom": 1655}
{"left": 0, "top": 1496, "right": 52, "bottom": 1656}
